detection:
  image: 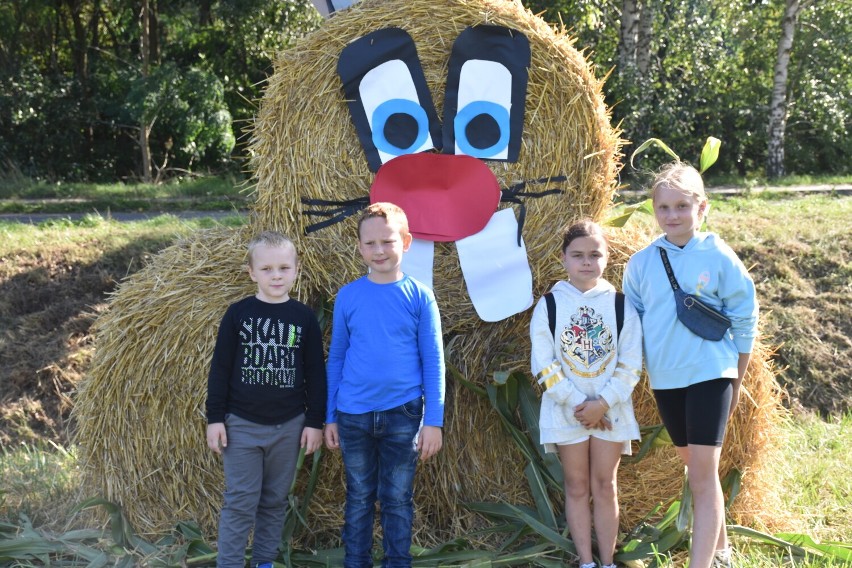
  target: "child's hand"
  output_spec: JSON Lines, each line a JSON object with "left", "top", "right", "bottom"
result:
{"left": 206, "top": 423, "right": 227, "bottom": 454}
{"left": 417, "top": 425, "right": 443, "bottom": 461}
{"left": 324, "top": 423, "right": 340, "bottom": 450}
{"left": 573, "top": 398, "right": 611, "bottom": 430}
{"left": 301, "top": 427, "right": 323, "bottom": 455}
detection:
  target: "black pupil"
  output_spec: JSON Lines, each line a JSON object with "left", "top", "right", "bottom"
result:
{"left": 384, "top": 113, "right": 419, "bottom": 150}
{"left": 465, "top": 113, "right": 501, "bottom": 149}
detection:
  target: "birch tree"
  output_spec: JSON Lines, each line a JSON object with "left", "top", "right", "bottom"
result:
{"left": 766, "top": 0, "right": 813, "bottom": 178}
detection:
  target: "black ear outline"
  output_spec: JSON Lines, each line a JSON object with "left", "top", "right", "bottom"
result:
{"left": 443, "top": 25, "right": 530, "bottom": 162}
{"left": 337, "top": 27, "right": 441, "bottom": 172}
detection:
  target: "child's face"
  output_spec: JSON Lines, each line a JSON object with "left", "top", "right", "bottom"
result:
{"left": 248, "top": 243, "right": 298, "bottom": 303}
{"left": 561, "top": 234, "right": 607, "bottom": 292}
{"left": 653, "top": 184, "right": 707, "bottom": 247}
{"left": 358, "top": 216, "right": 412, "bottom": 284}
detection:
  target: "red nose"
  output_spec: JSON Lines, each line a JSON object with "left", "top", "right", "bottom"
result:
{"left": 370, "top": 153, "right": 500, "bottom": 242}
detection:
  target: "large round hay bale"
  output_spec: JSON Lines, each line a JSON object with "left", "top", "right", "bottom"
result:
{"left": 73, "top": 0, "right": 785, "bottom": 545}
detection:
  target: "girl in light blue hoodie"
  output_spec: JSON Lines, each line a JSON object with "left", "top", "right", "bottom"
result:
{"left": 622, "top": 163, "right": 758, "bottom": 568}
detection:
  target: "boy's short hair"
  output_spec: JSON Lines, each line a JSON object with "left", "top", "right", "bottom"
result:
{"left": 357, "top": 202, "right": 410, "bottom": 239}
{"left": 651, "top": 161, "right": 706, "bottom": 201}
{"left": 246, "top": 231, "right": 297, "bottom": 266}
{"left": 562, "top": 218, "right": 607, "bottom": 253}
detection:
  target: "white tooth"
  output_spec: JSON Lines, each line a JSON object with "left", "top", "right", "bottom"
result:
{"left": 401, "top": 239, "right": 434, "bottom": 289}
{"left": 456, "top": 209, "right": 533, "bottom": 322}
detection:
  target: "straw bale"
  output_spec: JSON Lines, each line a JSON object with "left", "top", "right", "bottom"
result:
{"left": 73, "top": 0, "right": 787, "bottom": 548}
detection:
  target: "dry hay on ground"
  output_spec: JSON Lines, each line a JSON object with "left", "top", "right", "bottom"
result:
{"left": 73, "top": 0, "right": 787, "bottom": 545}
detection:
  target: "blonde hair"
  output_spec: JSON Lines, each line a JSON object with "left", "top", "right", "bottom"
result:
{"left": 357, "top": 202, "right": 410, "bottom": 239}
{"left": 246, "top": 231, "right": 297, "bottom": 266}
{"left": 651, "top": 162, "right": 706, "bottom": 201}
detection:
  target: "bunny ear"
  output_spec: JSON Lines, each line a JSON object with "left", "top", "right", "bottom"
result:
{"left": 443, "top": 25, "right": 530, "bottom": 162}
{"left": 338, "top": 27, "right": 441, "bottom": 172}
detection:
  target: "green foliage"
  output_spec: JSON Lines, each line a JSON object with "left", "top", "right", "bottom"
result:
{"left": 526, "top": 0, "right": 852, "bottom": 179}
{"left": 0, "top": 0, "right": 319, "bottom": 182}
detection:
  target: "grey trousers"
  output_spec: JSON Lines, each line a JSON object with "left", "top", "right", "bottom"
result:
{"left": 216, "top": 413, "right": 305, "bottom": 568}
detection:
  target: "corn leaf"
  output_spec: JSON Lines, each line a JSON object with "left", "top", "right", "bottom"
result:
{"left": 449, "top": 361, "right": 487, "bottom": 398}
{"left": 675, "top": 469, "right": 692, "bottom": 533}
{"left": 774, "top": 532, "right": 852, "bottom": 560}
{"left": 500, "top": 504, "right": 577, "bottom": 554}
{"left": 524, "top": 462, "right": 558, "bottom": 530}
{"left": 721, "top": 468, "right": 742, "bottom": 510}
{"left": 605, "top": 199, "right": 653, "bottom": 228}
{"left": 699, "top": 137, "right": 722, "bottom": 173}
{"left": 630, "top": 138, "right": 680, "bottom": 169}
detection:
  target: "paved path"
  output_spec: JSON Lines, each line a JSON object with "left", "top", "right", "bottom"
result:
{"left": 0, "top": 209, "right": 248, "bottom": 224}
{"left": 618, "top": 183, "right": 852, "bottom": 199}
{"left": 1, "top": 184, "right": 849, "bottom": 224}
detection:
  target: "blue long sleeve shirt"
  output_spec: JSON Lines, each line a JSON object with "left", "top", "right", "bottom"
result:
{"left": 326, "top": 275, "right": 445, "bottom": 427}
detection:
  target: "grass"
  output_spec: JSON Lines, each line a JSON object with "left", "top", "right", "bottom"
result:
{"left": 705, "top": 172, "right": 852, "bottom": 189}
{"left": 0, "top": 176, "right": 253, "bottom": 214}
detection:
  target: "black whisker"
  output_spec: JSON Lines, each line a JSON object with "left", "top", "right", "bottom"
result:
{"left": 501, "top": 175, "right": 566, "bottom": 246}
{"left": 301, "top": 196, "right": 370, "bottom": 234}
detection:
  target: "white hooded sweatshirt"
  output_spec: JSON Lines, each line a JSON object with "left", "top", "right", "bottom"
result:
{"left": 530, "top": 279, "right": 643, "bottom": 454}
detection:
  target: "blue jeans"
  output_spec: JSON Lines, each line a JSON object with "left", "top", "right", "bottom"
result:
{"left": 338, "top": 398, "right": 423, "bottom": 568}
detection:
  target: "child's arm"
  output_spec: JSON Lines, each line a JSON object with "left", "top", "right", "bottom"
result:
{"left": 417, "top": 425, "right": 442, "bottom": 461}
{"left": 324, "top": 422, "right": 339, "bottom": 449}
{"left": 730, "top": 352, "right": 751, "bottom": 419}
{"left": 596, "top": 299, "right": 644, "bottom": 411}
{"left": 301, "top": 427, "right": 323, "bottom": 455}
{"left": 530, "top": 297, "right": 587, "bottom": 409}
{"left": 206, "top": 423, "right": 227, "bottom": 454}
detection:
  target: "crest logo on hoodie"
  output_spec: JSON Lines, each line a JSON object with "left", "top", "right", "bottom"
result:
{"left": 559, "top": 305, "right": 615, "bottom": 378}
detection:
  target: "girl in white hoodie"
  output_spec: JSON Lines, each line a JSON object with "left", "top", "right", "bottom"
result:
{"left": 530, "top": 219, "right": 643, "bottom": 568}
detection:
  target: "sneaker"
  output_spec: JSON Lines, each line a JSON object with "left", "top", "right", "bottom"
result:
{"left": 713, "top": 548, "right": 733, "bottom": 568}
{"left": 255, "top": 563, "right": 274, "bottom": 568}
{"left": 580, "top": 563, "right": 597, "bottom": 568}
{"left": 601, "top": 564, "right": 617, "bottom": 568}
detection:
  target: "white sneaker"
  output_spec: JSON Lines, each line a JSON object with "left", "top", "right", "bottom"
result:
{"left": 713, "top": 548, "right": 733, "bottom": 568}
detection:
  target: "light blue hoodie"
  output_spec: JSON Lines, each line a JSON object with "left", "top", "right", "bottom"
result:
{"left": 622, "top": 233, "right": 758, "bottom": 390}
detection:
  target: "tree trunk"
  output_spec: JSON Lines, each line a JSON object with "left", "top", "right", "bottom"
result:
{"left": 636, "top": 0, "right": 653, "bottom": 74}
{"left": 618, "top": 0, "right": 640, "bottom": 72}
{"left": 139, "top": 0, "right": 152, "bottom": 183}
{"left": 767, "top": 0, "right": 808, "bottom": 179}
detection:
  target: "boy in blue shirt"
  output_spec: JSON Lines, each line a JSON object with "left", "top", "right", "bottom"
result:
{"left": 324, "top": 202, "right": 445, "bottom": 568}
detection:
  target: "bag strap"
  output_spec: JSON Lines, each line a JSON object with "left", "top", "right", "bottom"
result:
{"left": 544, "top": 290, "right": 625, "bottom": 341}
{"left": 544, "top": 292, "right": 556, "bottom": 338}
{"left": 658, "top": 247, "right": 681, "bottom": 292}
{"left": 615, "top": 291, "right": 625, "bottom": 339}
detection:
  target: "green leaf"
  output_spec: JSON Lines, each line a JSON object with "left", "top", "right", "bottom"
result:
{"left": 524, "top": 463, "right": 558, "bottom": 530}
{"left": 675, "top": 469, "right": 692, "bottom": 533}
{"left": 630, "top": 138, "right": 680, "bottom": 169}
{"left": 774, "top": 532, "right": 852, "bottom": 560}
{"left": 605, "top": 199, "right": 654, "bottom": 227}
{"left": 721, "top": 468, "right": 742, "bottom": 510}
{"left": 727, "top": 525, "right": 808, "bottom": 555}
{"left": 699, "top": 137, "right": 722, "bottom": 173}
{"left": 449, "top": 362, "right": 487, "bottom": 398}
{"left": 501, "top": 504, "right": 577, "bottom": 554}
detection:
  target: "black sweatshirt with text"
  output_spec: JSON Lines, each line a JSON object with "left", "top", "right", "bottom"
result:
{"left": 206, "top": 296, "right": 326, "bottom": 429}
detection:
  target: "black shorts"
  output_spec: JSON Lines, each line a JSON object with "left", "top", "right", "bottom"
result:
{"left": 653, "top": 378, "right": 733, "bottom": 447}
